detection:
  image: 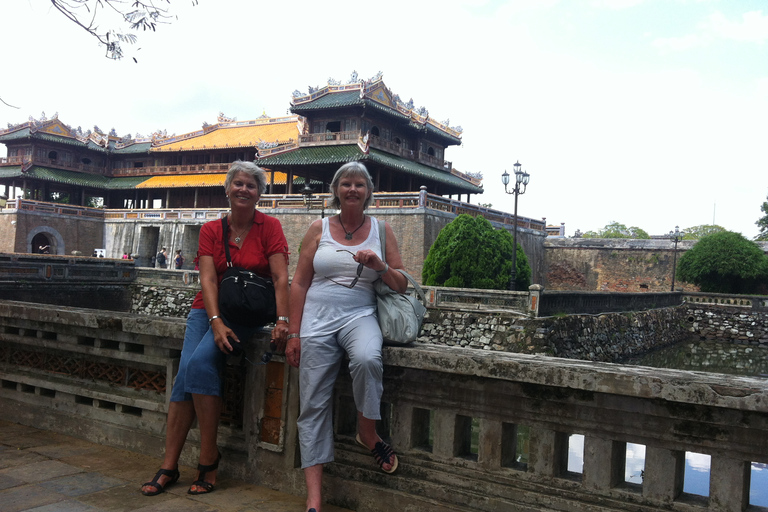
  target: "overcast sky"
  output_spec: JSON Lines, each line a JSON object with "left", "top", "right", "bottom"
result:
{"left": 1, "top": 0, "right": 766, "bottom": 238}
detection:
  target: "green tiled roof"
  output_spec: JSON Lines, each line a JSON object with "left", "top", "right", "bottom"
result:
{"left": 258, "top": 145, "right": 482, "bottom": 193}
{"left": 366, "top": 149, "right": 482, "bottom": 193}
{"left": 22, "top": 166, "right": 111, "bottom": 188}
{"left": 258, "top": 145, "right": 364, "bottom": 166}
{"left": 425, "top": 123, "right": 462, "bottom": 145}
{"left": 113, "top": 141, "right": 152, "bottom": 154}
{"left": 106, "top": 176, "right": 153, "bottom": 189}
{"left": 0, "top": 166, "right": 151, "bottom": 190}
{"left": 0, "top": 128, "right": 32, "bottom": 142}
{"left": 0, "top": 166, "right": 24, "bottom": 178}
{"left": 291, "top": 91, "right": 364, "bottom": 111}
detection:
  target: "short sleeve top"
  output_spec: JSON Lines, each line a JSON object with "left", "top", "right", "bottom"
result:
{"left": 191, "top": 210, "right": 288, "bottom": 310}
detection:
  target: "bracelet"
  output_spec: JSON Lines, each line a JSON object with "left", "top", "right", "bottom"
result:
{"left": 287, "top": 333, "right": 301, "bottom": 340}
{"left": 208, "top": 315, "right": 221, "bottom": 324}
{"left": 277, "top": 316, "right": 289, "bottom": 323}
{"left": 377, "top": 263, "right": 389, "bottom": 277}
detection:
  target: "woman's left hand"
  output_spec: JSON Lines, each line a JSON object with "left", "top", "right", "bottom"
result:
{"left": 353, "top": 249, "right": 387, "bottom": 273}
{"left": 271, "top": 321, "right": 289, "bottom": 353}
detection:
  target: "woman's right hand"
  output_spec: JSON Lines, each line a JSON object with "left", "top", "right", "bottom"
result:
{"left": 211, "top": 318, "right": 238, "bottom": 354}
{"left": 285, "top": 337, "right": 301, "bottom": 368}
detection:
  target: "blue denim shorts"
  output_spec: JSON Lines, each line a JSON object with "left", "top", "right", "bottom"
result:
{"left": 170, "top": 308, "right": 258, "bottom": 401}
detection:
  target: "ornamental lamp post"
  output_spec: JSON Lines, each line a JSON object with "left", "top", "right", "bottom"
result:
{"left": 669, "top": 225, "right": 684, "bottom": 291}
{"left": 501, "top": 161, "right": 530, "bottom": 290}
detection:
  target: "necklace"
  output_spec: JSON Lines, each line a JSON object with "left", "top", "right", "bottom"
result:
{"left": 230, "top": 216, "right": 252, "bottom": 244}
{"left": 339, "top": 214, "right": 366, "bottom": 240}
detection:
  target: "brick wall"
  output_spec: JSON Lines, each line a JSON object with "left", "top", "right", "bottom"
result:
{"left": 543, "top": 238, "right": 698, "bottom": 292}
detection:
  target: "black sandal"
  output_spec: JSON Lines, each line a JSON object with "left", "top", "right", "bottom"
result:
{"left": 356, "top": 434, "right": 399, "bottom": 474}
{"left": 187, "top": 452, "right": 221, "bottom": 495}
{"left": 141, "top": 467, "right": 180, "bottom": 496}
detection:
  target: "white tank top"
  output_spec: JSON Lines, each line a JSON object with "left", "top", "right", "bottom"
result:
{"left": 301, "top": 216, "right": 383, "bottom": 337}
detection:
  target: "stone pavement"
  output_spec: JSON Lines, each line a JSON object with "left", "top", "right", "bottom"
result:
{"left": 0, "top": 420, "right": 352, "bottom": 512}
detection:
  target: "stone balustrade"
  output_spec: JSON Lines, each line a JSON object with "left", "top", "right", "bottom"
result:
{"left": 1, "top": 299, "right": 766, "bottom": 511}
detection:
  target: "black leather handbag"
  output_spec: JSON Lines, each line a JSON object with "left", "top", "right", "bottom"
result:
{"left": 217, "top": 217, "right": 276, "bottom": 327}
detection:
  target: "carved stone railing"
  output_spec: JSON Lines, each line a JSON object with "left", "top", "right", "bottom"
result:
{"left": 684, "top": 291, "right": 768, "bottom": 310}
{"left": 0, "top": 299, "right": 765, "bottom": 511}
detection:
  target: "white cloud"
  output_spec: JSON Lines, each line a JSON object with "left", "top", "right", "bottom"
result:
{"left": 708, "top": 10, "right": 768, "bottom": 43}
{"left": 653, "top": 9, "right": 768, "bottom": 51}
{"left": 589, "top": 0, "right": 646, "bottom": 9}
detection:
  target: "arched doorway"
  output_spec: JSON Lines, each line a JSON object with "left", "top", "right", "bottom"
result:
{"left": 32, "top": 233, "right": 51, "bottom": 254}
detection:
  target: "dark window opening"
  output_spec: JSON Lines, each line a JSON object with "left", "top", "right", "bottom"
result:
{"left": 370, "top": 126, "right": 380, "bottom": 137}
{"left": 48, "top": 151, "right": 58, "bottom": 160}
{"left": 81, "top": 157, "right": 92, "bottom": 165}
{"left": 133, "top": 162, "right": 144, "bottom": 168}
{"left": 325, "top": 121, "right": 341, "bottom": 133}
{"left": 427, "top": 147, "right": 436, "bottom": 156}
{"left": 394, "top": 137, "right": 401, "bottom": 145}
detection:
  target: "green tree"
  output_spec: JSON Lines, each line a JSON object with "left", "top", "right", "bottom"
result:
{"left": 755, "top": 194, "right": 768, "bottom": 241}
{"left": 422, "top": 214, "right": 531, "bottom": 290}
{"left": 676, "top": 231, "right": 768, "bottom": 294}
{"left": 682, "top": 224, "right": 726, "bottom": 240}
{"left": 582, "top": 221, "right": 650, "bottom": 239}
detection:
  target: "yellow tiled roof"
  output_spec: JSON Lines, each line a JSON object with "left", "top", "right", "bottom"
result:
{"left": 151, "top": 119, "right": 299, "bottom": 152}
{"left": 135, "top": 172, "right": 290, "bottom": 188}
{"left": 136, "top": 174, "right": 225, "bottom": 188}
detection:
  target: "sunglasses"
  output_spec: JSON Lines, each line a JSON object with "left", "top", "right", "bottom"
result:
{"left": 230, "top": 339, "right": 276, "bottom": 365}
{"left": 326, "top": 249, "right": 364, "bottom": 288}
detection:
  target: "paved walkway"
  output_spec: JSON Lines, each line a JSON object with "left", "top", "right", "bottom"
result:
{"left": 0, "top": 420, "right": 352, "bottom": 512}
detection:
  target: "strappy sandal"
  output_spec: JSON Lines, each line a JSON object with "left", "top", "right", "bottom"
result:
{"left": 355, "top": 434, "right": 399, "bottom": 474}
{"left": 187, "top": 452, "right": 221, "bottom": 495}
{"left": 141, "top": 467, "right": 180, "bottom": 496}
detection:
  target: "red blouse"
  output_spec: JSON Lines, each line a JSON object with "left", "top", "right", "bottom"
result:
{"left": 191, "top": 210, "right": 288, "bottom": 310}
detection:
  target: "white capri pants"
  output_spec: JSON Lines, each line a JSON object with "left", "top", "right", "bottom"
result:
{"left": 297, "top": 314, "right": 383, "bottom": 468}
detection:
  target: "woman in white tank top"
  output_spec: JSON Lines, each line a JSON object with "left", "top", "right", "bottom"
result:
{"left": 287, "top": 162, "right": 408, "bottom": 512}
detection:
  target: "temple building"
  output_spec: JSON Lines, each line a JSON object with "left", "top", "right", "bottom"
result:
{"left": 0, "top": 72, "right": 482, "bottom": 212}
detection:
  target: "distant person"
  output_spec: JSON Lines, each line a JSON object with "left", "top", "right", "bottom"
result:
{"left": 39, "top": 245, "right": 50, "bottom": 254}
{"left": 156, "top": 248, "right": 167, "bottom": 269}
{"left": 122, "top": 252, "right": 129, "bottom": 259}
{"left": 92, "top": 250, "right": 98, "bottom": 257}
{"left": 174, "top": 250, "right": 184, "bottom": 270}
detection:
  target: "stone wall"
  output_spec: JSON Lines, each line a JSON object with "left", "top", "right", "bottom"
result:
{"left": 421, "top": 306, "right": 690, "bottom": 362}
{"left": 544, "top": 238, "right": 698, "bottom": 292}
{"left": 104, "top": 206, "right": 548, "bottom": 287}
{"left": 0, "top": 208, "right": 103, "bottom": 255}
{"left": 2, "top": 299, "right": 766, "bottom": 512}
{"left": 686, "top": 304, "right": 768, "bottom": 348}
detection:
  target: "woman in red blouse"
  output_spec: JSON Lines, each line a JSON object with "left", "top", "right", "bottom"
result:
{"left": 141, "top": 161, "right": 290, "bottom": 496}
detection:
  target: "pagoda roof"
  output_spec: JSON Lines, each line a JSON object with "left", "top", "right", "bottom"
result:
{"left": 0, "top": 165, "right": 110, "bottom": 188}
{"left": 257, "top": 145, "right": 482, "bottom": 194}
{"left": 150, "top": 116, "right": 301, "bottom": 152}
{"left": 290, "top": 75, "right": 463, "bottom": 144}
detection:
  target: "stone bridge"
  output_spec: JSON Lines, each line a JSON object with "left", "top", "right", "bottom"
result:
{"left": 1, "top": 299, "right": 766, "bottom": 512}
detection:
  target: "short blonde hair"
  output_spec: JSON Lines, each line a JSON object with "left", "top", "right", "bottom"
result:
{"left": 329, "top": 162, "right": 374, "bottom": 209}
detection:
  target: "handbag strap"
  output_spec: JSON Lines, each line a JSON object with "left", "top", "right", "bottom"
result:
{"left": 221, "top": 216, "right": 234, "bottom": 268}
{"left": 376, "top": 218, "right": 427, "bottom": 305}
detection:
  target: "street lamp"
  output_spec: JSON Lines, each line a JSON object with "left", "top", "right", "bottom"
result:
{"left": 669, "top": 225, "right": 684, "bottom": 291}
{"left": 501, "top": 161, "right": 531, "bottom": 290}
{"left": 300, "top": 180, "right": 325, "bottom": 218}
